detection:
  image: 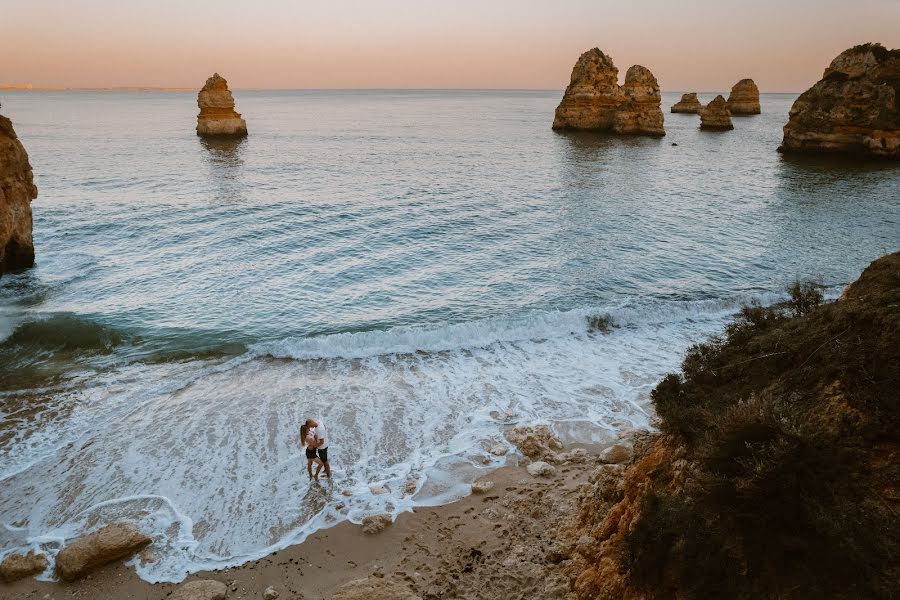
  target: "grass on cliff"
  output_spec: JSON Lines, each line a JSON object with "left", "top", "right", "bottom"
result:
{"left": 625, "top": 256, "right": 900, "bottom": 599}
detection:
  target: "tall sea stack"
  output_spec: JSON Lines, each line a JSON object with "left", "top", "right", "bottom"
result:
{"left": 552, "top": 49, "right": 665, "bottom": 136}
{"left": 196, "top": 73, "right": 248, "bottom": 137}
{"left": 779, "top": 43, "right": 899, "bottom": 159}
{"left": 726, "top": 79, "right": 761, "bottom": 114}
{"left": 0, "top": 110, "right": 37, "bottom": 276}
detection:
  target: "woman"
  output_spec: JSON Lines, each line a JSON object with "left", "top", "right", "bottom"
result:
{"left": 300, "top": 423, "right": 324, "bottom": 480}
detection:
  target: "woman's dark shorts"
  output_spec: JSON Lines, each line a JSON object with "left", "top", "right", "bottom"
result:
{"left": 305, "top": 447, "right": 318, "bottom": 460}
{"left": 317, "top": 448, "right": 328, "bottom": 463}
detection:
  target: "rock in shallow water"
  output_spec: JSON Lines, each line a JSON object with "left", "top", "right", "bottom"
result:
{"left": 726, "top": 79, "right": 761, "bottom": 114}
{"left": 361, "top": 514, "right": 392, "bottom": 534}
{"left": 671, "top": 92, "right": 702, "bottom": 114}
{"left": 0, "top": 112, "right": 37, "bottom": 276}
{"left": 779, "top": 43, "right": 900, "bottom": 159}
{"left": 55, "top": 522, "right": 152, "bottom": 581}
{"left": 196, "top": 73, "right": 248, "bottom": 137}
{"left": 699, "top": 95, "right": 734, "bottom": 131}
{"left": 0, "top": 550, "right": 48, "bottom": 582}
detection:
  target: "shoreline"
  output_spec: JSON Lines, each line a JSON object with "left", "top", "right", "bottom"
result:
{"left": 1, "top": 434, "right": 624, "bottom": 599}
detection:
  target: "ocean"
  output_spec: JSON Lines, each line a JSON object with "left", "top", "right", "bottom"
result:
{"left": 0, "top": 90, "right": 897, "bottom": 582}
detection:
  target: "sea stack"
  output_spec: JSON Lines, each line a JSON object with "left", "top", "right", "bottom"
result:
{"left": 779, "top": 43, "right": 900, "bottom": 159}
{"left": 196, "top": 73, "right": 248, "bottom": 137}
{"left": 671, "top": 93, "right": 702, "bottom": 114}
{"left": 0, "top": 110, "right": 37, "bottom": 276}
{"left": 552, "top": 48, "right": 665, "bottom": 136}
{"left": 726, "top": 79, "right": 761, "bottom": 114}
{"left": 699, "top": 95, "right": 734, "bottom": 130}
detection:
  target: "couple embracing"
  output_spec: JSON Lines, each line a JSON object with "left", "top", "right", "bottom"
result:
{"left": 300, "top": 418, "right": 331, "bottom": 480}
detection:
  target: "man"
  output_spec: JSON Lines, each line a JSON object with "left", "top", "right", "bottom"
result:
{"left": 307, "top": 418, "right": 331, "bottom": 479}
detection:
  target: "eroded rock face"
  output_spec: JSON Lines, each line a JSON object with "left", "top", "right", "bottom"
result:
{"left": 671, "top": 92, "right": 702, "bottom": 114}
{"left": 779, "top": 43, "right": 900, "bottom": 159}
{"left": 0, "top": 550, "right": 48, "bottom": 582}
{"left": 726, "top": 79, "right": 761, "bottom": 114}
{"left": 699, "top": 95, "right": 734, "bottom": 130}
{"left": 0, "top": 113, "right": 37, "bottom": 276}
{"left": 553, "top": 49, "right": 665, "bottom": 136}
{"left": 332, "top": 577, "right": 421, "bottom": 600}
{"left": 196, "top": 73, "right": 248, "bottom": 137}
{"left": 55, "top": 522, "right": 152, "bottom": 581}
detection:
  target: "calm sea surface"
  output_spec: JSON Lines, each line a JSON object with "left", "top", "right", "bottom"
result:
{"left": 0, "top": 90, "right": 898, "bottom": 581}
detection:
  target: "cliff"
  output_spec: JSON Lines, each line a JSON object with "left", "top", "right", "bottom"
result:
{"left": 671, "top": 93, "right": 702, "bottom": 114}
{"left": 726, "top": 78, "right": 761, "bottom": 114}
{"left": 566, "top": 251, "right": 900, "bottom": 599}
{"left": 552, "top": 49, "right": 665, "bottom": 136}
{"left": 0, "top": 112, "right": 37, "bottom": 276}
{"left": 196, "top": 73, "right": 248, "bottom": 137}
{"left": 779, "top": 43, "right": 900, "bottom": 159}
{"left": 699, "top": 95, "right": 733, "bottom": 130}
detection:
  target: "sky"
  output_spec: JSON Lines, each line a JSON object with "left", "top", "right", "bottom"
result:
{"left": 2, "top": 0, "right": 899, "bottom": 92}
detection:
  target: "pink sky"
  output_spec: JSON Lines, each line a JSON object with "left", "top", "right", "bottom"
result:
{"left": 2, "top": 0, "right": 898, "bottom": 92}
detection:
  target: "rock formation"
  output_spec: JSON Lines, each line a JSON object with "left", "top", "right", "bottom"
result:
{"left": 780, "top": 43, "right": 900, "bottom": 159}
{"left": 552, "top": 49, "right": 665, "bottom": 136}
{"left": 726, "top": 78, "right": 761, "bottom": 114}
{"left": 671, "top": 92, "right": 702, "bottom": 113}
{"left": 55, "top": 522, "right": 152, "bottom": 581}
{"left": 196, "top": 73, "right": 248, "bottom": 137}
{"left": 0, "top": 551, "right": 47, "bottom": 582}
{"left": 0, "top": 111, "right": 37, "bottom": 276}
{"left": 699, "top": 95, "right": 734, "bottom": 130}
{"left": 169, "top": 580, "right": 228, "bottom": 600}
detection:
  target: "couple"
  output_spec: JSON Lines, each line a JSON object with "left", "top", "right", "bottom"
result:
{"left": 300, "top": 418, "right": 331, "bottom": 480}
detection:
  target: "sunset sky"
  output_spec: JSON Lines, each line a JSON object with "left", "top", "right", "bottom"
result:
{"left": 3, "top": 0, "right": 899, "bottom": 92}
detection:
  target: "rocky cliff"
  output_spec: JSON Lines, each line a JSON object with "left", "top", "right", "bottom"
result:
{"left": 0, "top": 111, "right": 37, "bottom": 276}
{"left": 671, "top": 92, "right": 701, "bottom": 114}
{"left": 565, "top": 252, "right": 900, "bottom": 599}
{"left": 726, "top": 78, "right": 761, "bottom": 114}
{"left": 779, "top": 44, "right": 900, "bottom": 159}
{"left": 553, "top": 49, "right": 665, "bottom": 136}
{"left": 699, "top": 95, "right": 733, "bottom": 130}
{"left": 196, "top": 73, "right": 248, "bottom": 137}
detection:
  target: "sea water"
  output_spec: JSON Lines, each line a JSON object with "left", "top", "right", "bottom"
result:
{"left": 0, "top": 90, "right": 897, "bottom": 581}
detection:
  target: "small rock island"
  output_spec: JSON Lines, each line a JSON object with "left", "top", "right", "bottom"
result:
{"left": 726, "top": 79, "right": 761, "bottom": 114}
{"left": 671, "top": 92, "right": 702, "bottom": 114}
{"left": 779, "top": 43, "right": 899, "bottom": 159}
{"left": 0, "top": 110, "right": 37, "bottom": 276}
{"left": 699, "top": 95, "right": 734, "bottom": 130}
{"left": 196, "top": 73, "right": 248, "bottom": 137}
{"left": 553, "top": 48, "right": 665, "bottom": 136}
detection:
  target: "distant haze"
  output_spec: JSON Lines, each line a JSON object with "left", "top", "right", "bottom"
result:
{"left": 3, "top": 0, "right": 899, "bottom": 92}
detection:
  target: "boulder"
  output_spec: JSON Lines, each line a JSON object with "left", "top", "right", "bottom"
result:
{"left": 526, "top": 461, "right": 556, "bottom": 477}
{"left": 0, "top": 551, "right": 48, "bottom": 582}
{"left": 598, "top": 443, "right": 633, "bottom": 465}
{"left": 699, "top": 95, "right": 734, "bottom": 130}
{"left": 263, "top": 585, "right": 279, "bottom": 600}
{"left": 196, "top": 73, "right": 248, "bottom": 137}
{"left": 471, "top": 481, "right": 495, "bottom": 494}
{"left": 361, "top": 514, "right": 392, "bottom": 534}
{"left": 55, "top": 522, "right": 152, "bottom": 581}
{"left": 726, "top": 79, "right": 761, "bottom": 114}
{"left": 332, "top": 577, "right": 421, "bottom": 600}
{"left": 169, "top": 579, "right": 228, "bottom": 600}
{"left": 671, "top": 92, "right": 702, "bottom": 114}
{"left": 0, "top": 112, "right": 37, "bottom": 276}
{"left": 552, "top": 48, "right": 665, "bottom": 136}
{"left": 779, "top": 43, "right": 900, "bottom": 159}
{"left": 505, "top": 425, "right": 563, "bottom": 459}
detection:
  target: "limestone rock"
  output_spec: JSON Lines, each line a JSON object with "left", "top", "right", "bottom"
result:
{"left": 263, "top": 585, "right": 279, "bottom": 600}
{"left": 552, "top": 48, "right": 665, "bottom": 136}
{"left": 332, "top": 577, "right": 421, "bottom": 600}
{"left": 779, "top": 43, "right": 900, "bottom": 159}
{"left": 169, "top": 579, "right": 228, "bottom": 600}
{"left": 489, "top": 444, "right": 508, "bottom": 456}
{"left": 726, "top": 79, "right": 761, "bottom": 114}
{"left": 505, "top": 425, "right": 563, "bottom": 459}
{"left": 196, "top": 73, "right": 248, "bottom": 137}
{"left": 361, "top": 514, "right": 392, "bottom": 534}
{"left": 526, "top": 461, "right": 556, "bottom": 477}
{"left": 671, "top": 92, "right": 702, "bottom": 114}
{"left": 0, "top": 112, "right": 37, "bottom": 276}
{"left": 471, "top": 481, "right": 495, "bottom": 494}
{"left": 699, "top": 95, "right": 734, "bottom": 130}
{"left": 598, "top": 443, "right": 633, "bottom": 465}
{"left": 55, "top": 522, "right": 152, "bottom": 581}
{"left": 0, "top": 550, "right": 48, "bottom": 582}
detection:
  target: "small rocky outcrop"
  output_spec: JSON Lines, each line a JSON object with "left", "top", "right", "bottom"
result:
{"left": 0, "top": 111, "right": 37, "bottom": 276}
{"left": 0, "top": 551, "right": 48, "bottom": 582}
{"left": 699, "top": 95, "right": 734, "bottom": 130}
{"left": 671, "top": 92, "right": 702, "bottom": 113}
{"left": 361, "top": 514, "right": 392, "bottom": 535}
{"left": 55, "top": 522, "right": 152, "bottom": 581}
{"left": 780, "top": 43, "right": 900, "bottom": 159}
{"left": 332, "top": 577, "right": 421, "bottom": 600}
{"left": 196, "top": 74, "right": 248, "bottom": 137}
{"left": 726, "top": 78, "right": 761, "bottom": 114}
{"left": 170, "top": 580, "right": 228, "bottom": 600}
{"left": 552, "top": 48, "right": 665, "bottom": 136}
{"left": 504, "top": 425, "right": 563, "bottom": 459}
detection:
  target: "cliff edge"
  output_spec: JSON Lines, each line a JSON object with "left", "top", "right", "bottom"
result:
{"left": 0, "top": 111, "right": 37, "bottom": 276}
